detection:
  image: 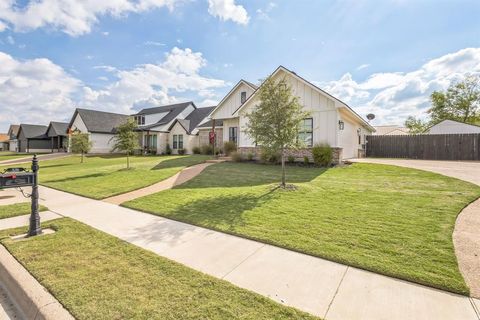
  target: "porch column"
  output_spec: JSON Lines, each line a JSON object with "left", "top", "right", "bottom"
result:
{"left": 58, "top": 136, "right": 61, "bottom": 152}
{"left": 51, "top": 137, "right": 54, "bottom": 152}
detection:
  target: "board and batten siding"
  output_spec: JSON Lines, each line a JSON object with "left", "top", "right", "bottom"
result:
{"left": 238, "top": 69, "right": 339, "bottom": 148}
{"left": 212, "top": 83, "right": 255, "bottom": 120}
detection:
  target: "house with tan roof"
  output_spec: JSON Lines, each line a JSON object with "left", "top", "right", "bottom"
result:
{"left": 373, "top": 125, "right": 410, "bottom": 136}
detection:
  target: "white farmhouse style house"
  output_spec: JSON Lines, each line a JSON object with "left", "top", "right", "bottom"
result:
{"left": 208, "top": 66, "right": 375, "bottom": 162}
{"left": 133, "top": 102, "right": 214, "bottom": 154}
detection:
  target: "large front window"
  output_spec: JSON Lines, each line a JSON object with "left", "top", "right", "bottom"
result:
{"left": 144, "top": 134, "right": 157, "bottom": 149}
{"left": 173, "top": 134, "right": 183, "bottom": 149}
{"left": 229, "top": 127, "right": 238, "bottom": 144}
{"left": 298, "top": 118, "right": 313, "bottom": 147}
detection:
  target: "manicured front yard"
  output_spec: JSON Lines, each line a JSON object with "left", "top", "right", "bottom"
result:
{"left": 2, "top": 155, "right": 211, "bottom": 199}
{"left": 125, "top": 162, "right": 480, "bottom": 295}
{"left": 0, "top": 152, "right": 31, "bottom": 162}
{"left": 0, "top": 202, "right": 48, "bottom": 219}
{"left": 0, "top": 218, "right": 316, "bottom": 319}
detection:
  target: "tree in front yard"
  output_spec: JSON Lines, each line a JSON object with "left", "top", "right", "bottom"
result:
{"left": 245, "top": 76, "right": 309, "bottom": 188}
{"left": 111, "top": 118, "right": 139, "bottom": 169}
{"left": 70, "top": 133, "right": 92, "bottom": 163}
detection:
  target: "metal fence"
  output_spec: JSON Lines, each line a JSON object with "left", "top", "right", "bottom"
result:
{"left": 366, "top": 134, "right": 480, "bottom": 161}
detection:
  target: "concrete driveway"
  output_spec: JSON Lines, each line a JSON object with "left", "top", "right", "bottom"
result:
{"left": 350, "top": 158, "right": 480, "bottom": 186}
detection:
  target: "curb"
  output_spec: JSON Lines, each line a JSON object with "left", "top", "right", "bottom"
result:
{"left": 0, "top": 245, "right": 74, "bottom": 320}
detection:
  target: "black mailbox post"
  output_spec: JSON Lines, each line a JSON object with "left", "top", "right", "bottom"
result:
{"left": 0, "top": 155, "right": 41, "bottom": 236}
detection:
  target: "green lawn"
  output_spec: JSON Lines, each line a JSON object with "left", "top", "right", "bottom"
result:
{"left": 0, "top": 202, "right": 48, "bottom": 219}
{"left": 0, "top": 152, "right": 31, "bottom": 162}
{"left": 1, "top": 155, "right": 211, "bottom": 199}
{"left": 124, "top": 162, "right": 480, "bottom": 295}
{"left": 0, "top": 218, "right": 317, "bottom": 319}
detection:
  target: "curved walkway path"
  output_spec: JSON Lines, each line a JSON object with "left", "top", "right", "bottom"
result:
{"left": 103, "top": 162, "right": 214, "bottom": 205}
{"left": 351, "top": 158, "right": 480, "bottom": 298}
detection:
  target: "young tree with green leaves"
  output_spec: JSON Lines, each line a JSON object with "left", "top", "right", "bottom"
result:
{"left": 111, "top": 118, "right": 139, "bottom": 169}
{"left": 245, "top": 76, "right": 309, "bottom": 188}
{"left": 429, "top": 75, "right": 480, "bottom": 124}
{"left": 404, "top": 116, "right": 428, "bottom": 134}
{"left": 70, "top": 133, "right": 92, "bottom": 163}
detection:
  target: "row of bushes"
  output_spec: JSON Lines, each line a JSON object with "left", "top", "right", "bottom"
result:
{"left": 192, "top": 141, "right": 238, "bottom": 156}
{"left": 230, "top": 143, "right": 333, "bottom": 167}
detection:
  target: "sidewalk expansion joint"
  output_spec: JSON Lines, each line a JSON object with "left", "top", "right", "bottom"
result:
{"left": 324, "top": 265, "right": 349, "bottom": 319}
{"left": 221, "top": 244, "right": 266, "bottom": 280}
{"left": 470, "top": 297, "right": 480, "bottom": 320}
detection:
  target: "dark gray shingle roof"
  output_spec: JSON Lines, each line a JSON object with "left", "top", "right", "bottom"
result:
{"left": 197, "top": 119, "right": 223, "bottom": 128}
{"left": 19, "top": 124, "right": 48, "bottom": 139}
{"left": 74, "top": 108, "right": 130, "bottom": 133}
{"left": 47, "top": 122, "right": 69, "bottom": 137}
{"left": 8, "top": 125, "right": 20, "bottom": 138}
{"left": 168, "top": 106, "right": 215, "bottom": 134}
{"left": 136, "top": 102, "right": 195, "bottom": 130}
{"left": 184, "top": 106, "right": 215, "bottom": 132}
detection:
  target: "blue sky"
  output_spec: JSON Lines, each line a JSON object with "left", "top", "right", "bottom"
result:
{"left": 0, "top": 0, "right": 480, "bottom": 132}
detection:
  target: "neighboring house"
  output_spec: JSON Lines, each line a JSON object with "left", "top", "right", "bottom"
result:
{"left": 133, "top": 102, "right": 214, "bottom": 154}
{"left": 67, "top": 108, "right": 130, "bottom": 153}
{"left": 426, "top": 119, "right": 480, "bottom": 134}
{"left": 17, "top": 124, "right": 51, "bottom": 153}
{"left": 373, "top": 125, "right": 410, "bottom": 136}
{"left": 0, "top": 134, "right": 8, "bottom": 151}
{"left": 209, "top": 66, "right": 375, "bottom": 162}
{"left": 7, "top": 124, "right": 20, "bottom": 152}
{"left": 167, "top": 106, "right": 215, "bottom": 154}
{"left": 46, "top": 121, "right": 69, "bottom": 152}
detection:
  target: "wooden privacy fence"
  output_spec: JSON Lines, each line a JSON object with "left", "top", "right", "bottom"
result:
{"left": 366, "top": 134, "right": 480, "bottom": 161}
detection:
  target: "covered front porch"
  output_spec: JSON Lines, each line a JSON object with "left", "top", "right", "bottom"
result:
{"left": 136, "top": 129, "right": 168, "bottom": 155}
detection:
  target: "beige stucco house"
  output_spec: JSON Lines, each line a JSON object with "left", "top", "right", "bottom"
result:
{"left": 208, "top": 66, "right": 374, "bottom": 162}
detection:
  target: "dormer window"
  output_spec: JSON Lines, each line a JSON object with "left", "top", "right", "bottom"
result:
{"left": 135, "top": 115, "right": 145, "bottom": 125}
{"left": 240, "top": 91, "right": 247, "bottom": 104}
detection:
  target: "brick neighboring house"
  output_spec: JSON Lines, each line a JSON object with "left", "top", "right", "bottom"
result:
{"left": 209, "top": 66, "right": 375, "bottom": 163}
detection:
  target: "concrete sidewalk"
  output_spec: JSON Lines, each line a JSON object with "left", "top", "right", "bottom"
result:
{"left": 103, "top": 162, "right": 213, "bottom": 204}
{"left": 33, "top": 185, "right": 479, "bottom": 320}
{"left": 0, "top": 211, "right": 62, "bottom": 231}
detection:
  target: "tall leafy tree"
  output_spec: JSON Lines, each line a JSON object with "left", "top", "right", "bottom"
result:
{"left": 404, "top": 116, "right": 428, "bottom": 134}
{"left": 428, "top": 75, "right": 480, "bottom": 124}
{"left": 245, "top": 76, "right": 309, "bottom": 188}
{"left": 70, "top": 133, "right": 92, "bottom": 163}
{"left": 111, "top": 118, "right": 139, "bottom": 169}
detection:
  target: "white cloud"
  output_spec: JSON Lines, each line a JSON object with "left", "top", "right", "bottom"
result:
{"left": 0, "top": 0, "right": 251, "bottom": 36}
{"left": 6, "top": 35, "right": 14, "bottom": 44}
{"left": 144, "top": 40, "right": 166, "bottom": 46}
{"left": 102, "top": 31, "right": 109, "bottom": 36}
{"left": 356, "top": 63, "right": 369, "bottom": 71}
{"left": 256, "top": 2, "right": 276, "bottom": 21}
{"left": 321, "top": 48, "right": 480, "bottom": 125}
{"left": 0, "top": 51, "right": 81, "bottom": 129}
{"left": 81, "top": 47, "right": 226, "bottom": 113}
{"left": 0, "top": 47, "right": 227, "bottom": 131}
{"left": 208, "top": 0, "right": 249, "bottom": 25}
